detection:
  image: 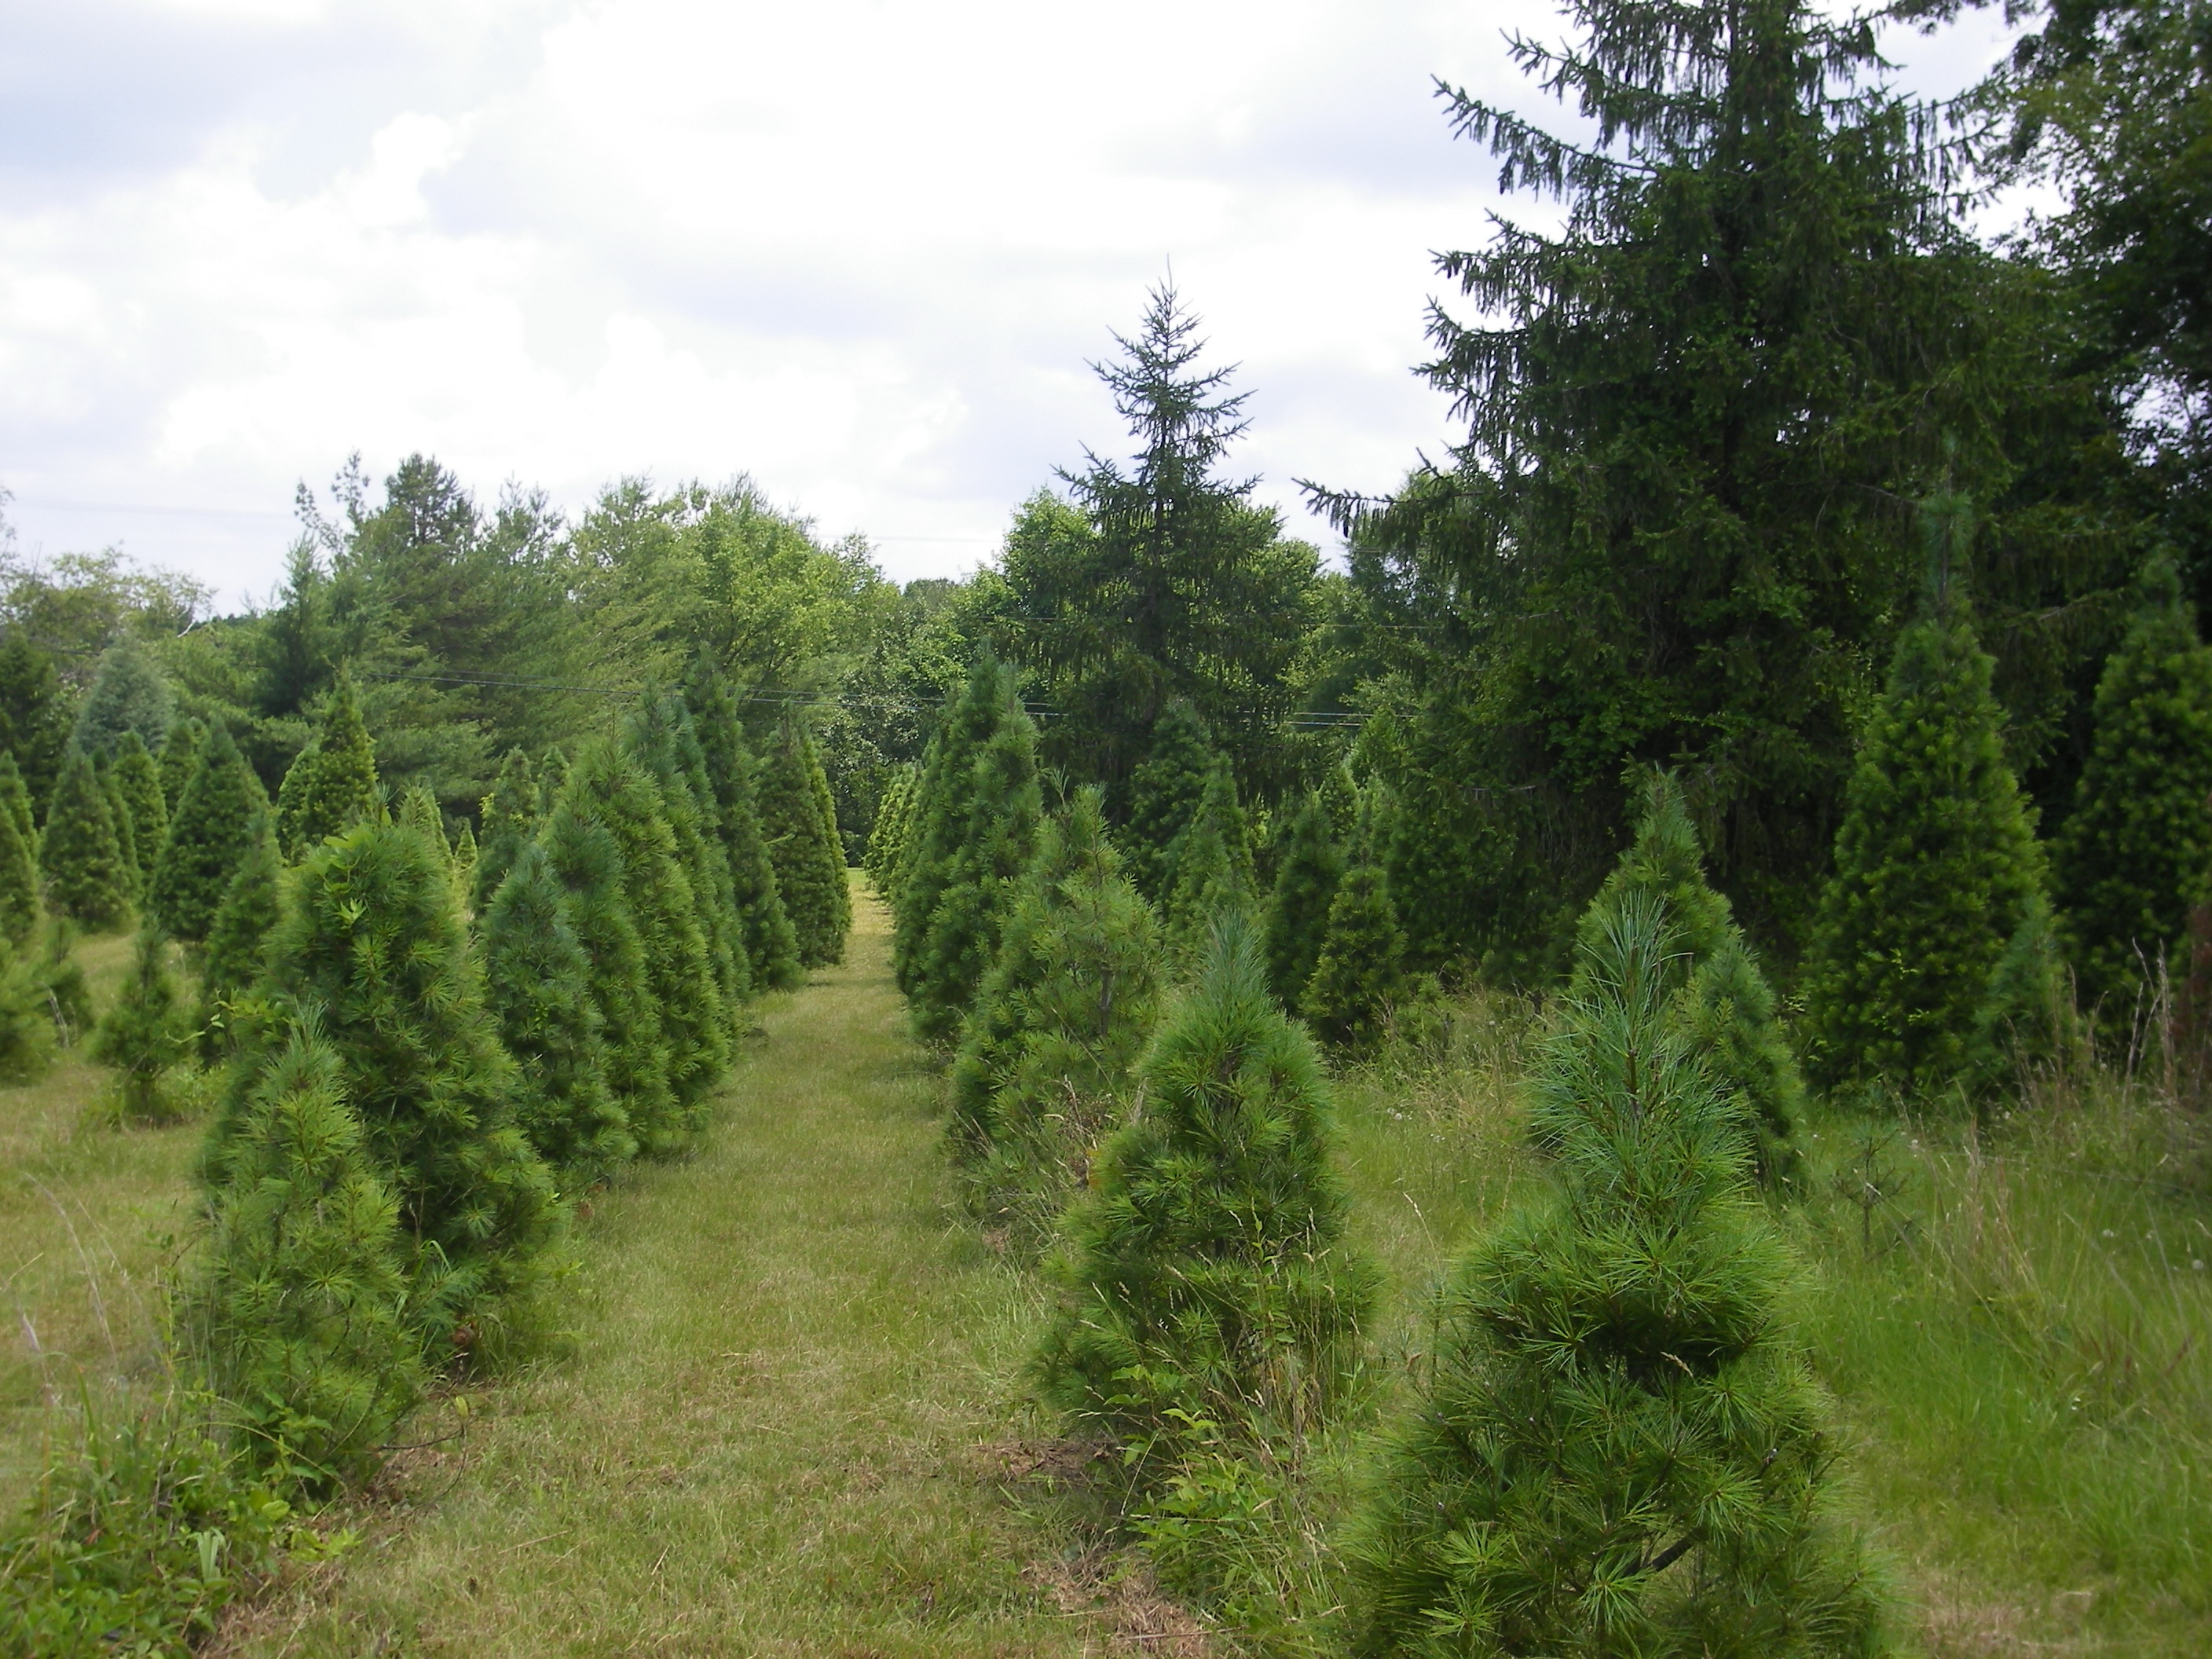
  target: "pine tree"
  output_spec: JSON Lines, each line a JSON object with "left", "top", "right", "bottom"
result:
{"left": 1035, "top": 915, "right": 1374, "bottom": 1464}
{"left": 1262, "top": 789, "right": 1344, "bottom": 1010}
{"left": 99, "top": 756, "right": 140, "bottom": 901}
{"left": 152, "top": 727, "right": 271, "bottom": 943}
{"left": 951, "top": 787, "right": 1162, "bottom": 1242}
{"left": 275, "top": 675, "right": 380, "bottom": 860}
{"left": 1803, "top": 493, "right": 2056, "bottom": 1101}
{"left": 865, "top": 764, "right": 918, "bottom": 895}
{"left": 629, "top": 693, "right": 749, "bottom": 1015}
{"left": 90, "top": 929, "right": 192, "bottom": 1122}
{"left": 36, "top": 921, "right": 94, "bottom": 1049}
{"left": 482, "top": 842, "right": 634, "bottom": 1180}
{"left": 213, "top": 820, "right": 564, "bottom": 1345}
{"left": 71, "top": 637, "right": 173, "bottom": 757}
{"left": 912, "top": 692, "right": 1042, "bottom": 1046}
{"left": 537, "top": 746, "right": 570, "bottom": 816}
{"left": 1302, "top": 801, "right": 1407, "bottom": 1054}
{"left": 192, "top": 1031, "right": 421, "bottom": 1487}
{"left": 400, "top": 786, "right": 450, "bottom": 858}
{"left": 759, "top": 718, "right": 851, "bottom": 969}
{"left": 111, "top": 731, "right": 167, "bottom": 890}
{"left": 0, "top": 751, "right": 35, "bottom": 861}
{"left": 452, "top": 819, "right": 477, "bottom": 899}
{"left": 895, "top": 661, "right": 1004, "bottom": 987}
{"left": 1346, "top": 897, "right": 1890, "bottom": 1657}
{"left": 0, "top": 759, "right": 36, "bottom": 945}
{"left": 200, "top": 816, "right": 282, "bottom": 1058}
{"left": 1121, "top": 701, "right": 1216, "bottom": 905}
{"left": 471, "top": 749, "right": 539, "bottom": 912}
{"left": 158, "top": 717, "right": 202, "bottom": 815}
{"left": 683, "top": 665, "right": 802, "bottom": 991}
{"left": 0, "top": 938, "right": 55, "bottom": 1082}
{"left": 0, "top": 637, "right": 69, "bottom": 823}
{"left": 805, "top": 716, "right": 854, "bottom": 941}
{"left": 39, "top": 749, "right": 131, "bottom": 931}
{"left": 2053, "top": 554, "right": 2212, "bottom": 1026}
{"left": 1161, "top": 755, "right": 1253, "bottom": 965}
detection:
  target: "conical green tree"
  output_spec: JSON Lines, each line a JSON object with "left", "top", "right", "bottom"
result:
{"left": 629, "top": 692, "right": 749, "bottom": 1015}
{"left": 98, "top": 756, "right": 140, "bottom": 900}
{"left": 211, "top": 820, "right": 564, "bottom": 1344}
{"left": 192, "top": 1031, "right": 421, "bottom": 1488}
{"left": 1346, "top": 896, "right": 1890, "bottom": 1657}
{"left": 71, "top": 636, "right": 173, "bottom": 757}
{"left": 1034, "top": 915, "right": 1375, "bottom": 1466}
{"left": 1302, "top": 803, "right": 1407, "bottom": 1054}
{"left": 895, "top": 658, "right": 1008, "bottom": 989}
{"left": 683, "top": 665, "right": 801, "bottom": 991}
{"left": 1803, "top": 494, "right": 2055, "bottom": 1102}
{"left": 0, "top": 937, "right": 56, "bottom": 1082}
{"left": 0, "top": 751, "right": 35, "bottom": 862}
{"left": 482, "top": 841, "right": 633, "bottom": 1181}
{"left": 1262, "top": 789, "right": 1343, "bottom": 1009}
{"left": 158, "top": 717, "right": 202, "bottom": 815}
{"left": 2052, "top": 554, "right": 2212, "bottom": 1028}
{"left": 400, "top": 786, "right": 450, "bottom": 857}
{"left": 537, "top": 747, "right": 571, "bottom": 816}
{"left": 950, "top": 787, "right": 1162, "bottom": 1243}
{"left": 540, "top": 798, "right": 674, "bottom": 1159}
{"left": 471, "top": 749, "right": 539, "bottom": 913}
{"left": 0, "top": 760, "right": 37, "bottom": 945}
{"left": 1161, "top": 755, "right": 1254, "bottom": 965}
{"left": 40, "top": 749, "right": 131, "bottom": 931}
{"left": 759, "top": 718, "right": 850, "bottom": 969}
{"left": 111, "top": 731, "right": 167, "bottom": 891}
{"left": 90, "top": 928, "right": 192, "bottom": 1121}
{"left": 275, "top": 675, "right": 380, "bottom": 860}
{"left": 806, "top": 716, "right": 853, "bottom": 940}
{"left": 452, "top": 819, "right": 477, "bottom": 899}
{"left": 865, "top": 764, "right": 919, "bottom": 895}
{"left": 912, "top": 694, "right": 1042, "bottom": 1046}
{"left": 1122, "top": 701, "right": 1216, "bottom": 905}
{"left": 199, "top": 815, "right": 283, "bottom": 1058}
{"left": 152, "top": 727, "right": 271, "bottom": 943}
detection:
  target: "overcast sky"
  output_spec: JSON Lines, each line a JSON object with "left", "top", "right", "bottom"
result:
{"left": 0, "top": 0, "right": 2020, "bottom": 608}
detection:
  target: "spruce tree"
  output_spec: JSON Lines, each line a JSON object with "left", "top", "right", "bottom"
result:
{"left": 866, "top": 764, "right": 918, "bottom": 895}
{"left": 0, "top": 938, "right": 56, "bottom": 1082}
{"left": 200, "top": 816, "right": 282, "bottom": 1057}
{"left": 1347, "top": 897, "right": 1889, "bottom": 1657}
{"left": 0, "top": 751, "right": 35, "bottom": 863}
{"left": 214, "top": 820, "right": 564, "bottom": 1342}
{"left": 2052, "top": 554, "right": 2212, "bottom": 1026}
{"left": 912, "top": 693, "right": 1042, "bottom": 1046}
{"left": 1035, "top": 916, "right": 1374, "bottom": 1462}
{"left": 111, "top": 731, "right": 167, "bottom": 889}
{"left": 1803, "top": 494, "right": 2055, "bottom": 1101}
{"left": 895, "top": 658, "right": 1009, "bottom": 991}
{"left": 1302, "top": 800, "right": 1408, "bottom": 1054}
{"left": 152, "top": 727, "right": 271, "bottom": 943}
{"left": 39, "top": 749, "right": 131, "bottom": 931}
{"left": 537, "top": 746, "right": 570, "bottom": 816}
{"left": 90, "top": 929, "right": 192, "bottom": 1122}
{"left": 471, "top": 749, "right": 539, "bottom": 913}
{"left": 192, "top": 1031, "right": 420, "bottom": 1487}
{"left": 482, "top": 842, "right": 633, "bottom": 1180}
{"left": 759, "top": 718, "right": 850, "bottom": 969}
{"left": 1161, "top": 754, "right": 1253, "bottom": 965}
{"left": 99, "top": 756, "right": 140, "bottom": 901}
{"left": 951, "top": 787, "right": 1161, "bottom": 1242}
{"left": 683, "top": 665, "right": 801, "bottom": 991}
{"left": 629, "top": 693, "right": 749, "bottom": 1014}
{"left": 275, "top": 675, "right": 380, "bottom": 860}
{"left": 1262, "top": 788, "right": 1343, "bottom": 1009}
{"left": 0, "top": 760, "right": 36, "bottom": 945}
{"left": 1121, "top": 701, "right": 1215, "bottom": 905}
{"left": 158, "top": 717, "right": 202, "bottom": 815}
{"left": 71, "top": 637, "right": 173, "bottom": 756}
{"left": 0, "top": 637, "right": 69, "bottom": 823}
{"left": 806, "top": 716, "right": 854, "bottom": 939}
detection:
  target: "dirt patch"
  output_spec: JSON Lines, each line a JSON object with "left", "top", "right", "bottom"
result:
{"left": 1025, "top": 1545, "right": 1215, "bottom": 1658}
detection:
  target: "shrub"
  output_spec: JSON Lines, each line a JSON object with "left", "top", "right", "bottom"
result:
{"left": 1261, "top": 789, "right": 1343, "bottom": 1010}
{"left": 274, "top": 675, "right": 380, "bottom": 860}
{"left": 40, "top": 749, "right": 131, "bottom": 931}
{"left": 152, "top": 727, "right": 270, "bottom": 943}
{"left": 759, "top": 718, "right": 850, "bottom": 969}
{"left": 90, "top": 929, "right": 194, "bottom": 1122}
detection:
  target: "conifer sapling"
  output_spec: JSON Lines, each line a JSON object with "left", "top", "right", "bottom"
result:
{"left": 40, "top": 749, "right": 132, "bottom": 931}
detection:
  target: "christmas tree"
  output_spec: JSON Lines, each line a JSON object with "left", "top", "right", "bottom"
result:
{"left": 471, "top": 749, "right": 539, "bottom": 912}
{"left": 1161, "top": 756, "right": 1253, "bottom": 966}
{"left": 1302, "top": 798, "right": 1408, "bottom": 1053}
{"left": 629, "top": 692, "right": 749, "bottom": 1013}
{"left": 158, "top": 716, "right": 202, "bottom": 814}
{"left": 683, "top": 664, "right": 801, "bottom": 992}
{"left": 90, "top": 928, "right": 192, "bottom": 1122}
{"left": 0, "top": 757, "right": 37, "bottom": 945}
{"left": 152, "top": 727, "right": 271, "bottom": 942}
{"left": 275, "top": 674, "right": 380, "bottom": 860}
{"left": 895, "top": 658, "right": 1009, "bottom": 992}
{"left": 0, "top": 751, "right": 35, "bottom": 859}
{"left": 99, "top": 757, "right": 140, "bottom": 899}
{"left": 199, "top": 815, "right": 283, "bottom": 1058}
{"left": 39, "top": 749, "right": 132, "bottom": 931}
{"left": 1121, "top": 701, "right": 1215, "bottom": 905}
{"left": 759, "top": 717, "right": 850, "bottom": 969}
{"left": 71, "top": 637, "right": 173, "bottom": 757}
{"left": 111, "top": 731, "right": 168, "bottom": 892}
{"left": 0, "top": 938, "right": 56, "bottom": 1082}
{"left": 1262, "top": 789, "right": 1344, "bottom": 1009}
{"left": 865, "top": 764, "right": 919, "bottom": 895}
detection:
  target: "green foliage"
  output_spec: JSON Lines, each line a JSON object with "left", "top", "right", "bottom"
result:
{"left": 71, "top": 635, "right": 174, "bottom": 756}
{"left": 0, "top": 749, "right": 34, "bottom": 858}
{"left": 0, "top": 753, "right": 38, "bottom": 944}
{"left": 471, "top": 749, "right": 538, "bottom": 913}
{"left": 1261, "top": 789, "right": 1343, "bottom": 1010}
{"left": 1120, "top": 700, "right": 1215, "bottom": 905}
{"left": 90, "top": 929, "right": 193, "bottom": 1122}
{"left": 1346, "top": 897, "right": 1891, "bottom": 1657}
{"left": 36, "top": 921, "right": 94, "bottom": 1049}
{"left": 0, "top": 936, "right": 57, "bottom": 1082}
{"left": 192, "top": 1031, "right": 422, "bottom": 1487}
{"left": 481, "top": 841, "right": 634, "bottom": 1182}
{"left": 893, "top": 657, "right": 1007, "bottom": 994}
{"left": 629, "top": 691, "right": 749, "bottom": 1013}
{"left": 949, "top": 787, "right": 1162, "bottom": 1242}
{"left": 1161, "top": 756, "right": 1254, "bottom": 965}
{"left": 152, "top": 727, "right": 271, "bottom": 943}
{"left": 759, "top": 718, "right": 850, "bottom": 969}
{"left": 864, "top": 763, "right": 918, "bottom": 896}
{"left": 274, "top": 675, "right": 380, "bottom": 860}
{"left": 685, "top": 663, "right": 801, "bottom": 992}
{"left": 200, "top": 818, "right": 282, "bottom": 1057}
{"left": 39, "top": 749, "right": 131, "bottom": 930}
{"left": 1301, "top": 813, "right": 1406, "bottom": 1055}
{"left": 1033, "top": 916, "right": 1374, "bottom": 1472}
{"left": 100, "top": 757, "right": 141, "bottom": 899}
{"left": 0, "top": 634, "right": 69, "bottom": 819}
{"left": 158, "top": 717, "right": 202, "bottom": 813}
{"left": 112, "top": 731, "right": 168, "bottom": 887}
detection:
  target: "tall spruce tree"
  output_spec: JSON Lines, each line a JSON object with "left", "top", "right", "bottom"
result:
{"left": 111, "top": 732, "right": 167, "bottom": 891}
{"left": 2052, "top": 554, "right": 2212, "bottom": 1024}
{"left": 894, "top": 658, "right": 1008, "bottom": 994}
{"left": 950, "top": 787, "right": 1162, "bottom": 1243}
{"left": 0, "top": 758, "right": 36, "bottom": 944}
{"left": 1120, "top": 701, "right": 1216, "bottom": 905}
{"left": 1035, "top": 915, "right": 1374, "bottom": 1462}
{"left": 1302, "top": 798, "right": 1408, "bottom": 1054}
{"left": 1347, "top": 897, "right": 1889, "bottom": 1657}
{"left": 200, "top": 816, "right": 282, "bottom": 1058}
{"left": 471, "top": 749, "right": 539, "bottom": 912}
{"left": 158, "top": 717, "right": 201, "bottom": 815}
{"left": 1161, "top": 754, "right": 1253, "bottom": 965}
{"left": 1803, "top": 493, "right": 2057, "bottom": 1101}
{"left": 683, "top": 665, "right": 802, "bottom": 992}
{"left": 40, "top": 749, "right": 131, "bottom": 931}
{"left": 71, "top": 637, "right": 172, "bottom": 757}
{"left": 1262, "top": 789, "right": 1345, "bottom": 1011}
{"left": 152, "top": 727, "right": 271, "bottom": 943}
{"left": 758, "top": 717, "right": 850, "bottom": 969}
{"left": 482, "top": 842, "right": 633, "bottom": 1180}
{"left": 90, "top": 928, "right": 192, "bottom": 1121}
{"left": 275, "top": 675, "right": 380, "bottom": 860}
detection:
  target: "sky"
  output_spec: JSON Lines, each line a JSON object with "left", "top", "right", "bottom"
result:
{"left": 0, "top": 0, "right": 2023, "bottom": 609}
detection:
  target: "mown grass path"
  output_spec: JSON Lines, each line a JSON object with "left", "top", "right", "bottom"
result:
{"left": 227, "top": 886, "right": 1098, "bottom": 1657}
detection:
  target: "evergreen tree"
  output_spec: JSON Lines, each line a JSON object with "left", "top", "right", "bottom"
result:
{"left": 471, "top": 749, "right": 539, "bottom": 913}
{"left": 0, "top": 759, "right": 36, "bottom": 945}
{"left": 0, "top": 751, "right": 35, "bottom": 862}
{"left": 683, "top": 664, "right": 801, "bottom": 991}
{"left": 200, "top": 816, "right": 283, "bottom": 1058}
{"left": 213, "top": 820, "right": 563, "bottom": 1342}
{"left": 537, "top": 746, "right": 570, "bottom": 816}
{"left": 1803, "top": 494, "right": 2056, "bottom": 1101}
{"left": 1121, "top": 701, "right": 1215, "bottom": 905}
{"left": 912, "top": 693, "right": 1042, "bottom": 1046}
{"left": 192, "top": 1031, "right": 421, "bottom": 1487}
{"left": 630, "top": 692, "right": 749, "bottom": 1014}
{"left": 36, "top": 921, "right": 94, "bottom": 1049}
{"left": 39, "top": 749, "right": 131, "bottom": 931}
{"left": 152, "top": 727, "right": 271, "bottom": 943}
{"left": 158, "top": 717, "right": 202, "bottom": 815}
{"left": 452, "top": 819, "right": 477, "bottom": 899}
{"left": 805, "top": 715, "right": 854, "bottom": 938}
{"left": 482, "top": 842, "right": 633, "bottom": 1179}
{"left": 111, "top": 732, "right": 167, "bottom": 890}
{"left": 1262, "top": 789, "right": 1345, "bottom": 1011}
{"left": 759, "top": 718, "right": 850, "bottom": 969}
{"left": 1347, "top": 897, "right": 1888, "bottom": 1657}
{"left": 865, "top": 764, "right": 919, "bottom": 895}
{"left": 2052, "top": 554, "right": 2212, "bottom": 1024}
{"left": 1161, "top": 754, "right": 1254, "bottom": 965}
{"left": 1302, "top": 801, "right": 1408, "bottom": 1054}
{"left": 951, "top": 788, "right": 1162, "bottom": 1243}
{"left": 0, "top": 938, "right": 56, "bottom": 1082}
{"left": 1035, "top": 916, "right": 1374, "bottom": 1463}
{"left": 894, "top": 658, "right": 1008, "bottom": 993}
{"left": 400, "top": 786, "right": 450, "bottom": 858}
{"left": 275, "top": 675, "right": 380, "bottom": 860}
{"left": 99, "top": 757, "right": 140, "bottom": 901}
{"left": 0, "top": 637, "right": 68, "bottom": 821}
{"left": 90, "top": 929, "right": 192, "bottom": 1121}
{"left": 71, "top": 636, "right": 172, "bottom": 757}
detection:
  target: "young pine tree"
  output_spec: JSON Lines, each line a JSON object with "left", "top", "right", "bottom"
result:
{"left": 895, "top": 658, "right": 1009, "bottom": 991}
{"left": 759, "top": 718, "right": 850, "bottom": 969}
{"left": 866, "top": 764, "right": 918, "bottom": 895}
{"left": 1262, "top": 789, "right": 1344, "bottom": 1009}
{"left": 629, "top": 693, "right": 749, "bottom": 1014}
{"left": 40, "top": 749, "right": 132, "bottom": 931}
{"left": 806, "top": 716, "right": 854, "bottom": 939}
{"left": 276, "top": 675, "right": 380, "bottom": 860}
{"left": 99, "top": 757, "right": 141, "bottom": 900}
{"left": 199, "top": 816, "right": 283, "bottom": 1058}
{"left": 482, "top": 842, "right": 634, "bottom": 1181}
{"left": 0, "top": 752, "right": 35, "bottom": 864}
{"left": 1302, "top": 798, "right": 1408, "bottom": 1054}
{"left": 0, "top": 938, "right": 56, "bottom": 1082}
{"left": 90, "top": 928, "right": 192, "bottom": 1122}
{"left": 1347, "top": 896, "right": 1889, "bottom": 1657}
{"left": 158, "top": 717, "right": 202, "bottom": 815}
{"left": 1034, "top": 915, "right": 1375, "bottom": 1463}
{"left": 111, "top": 731, "right": 167, "bottom": 889}
{"left": 683, "top": 666, "right": 802, "bottom": 992}
{"left": 471, "top": 749, "right": 539, "bottom": 913}
{"left": 1122, "top": 701, "right": 1216, "bottom": 906}
{"left": 950, "top": 788, "right": 1162, "bottom": 1243}
{"left": 192, "top": 1031, "right": 421, "bottom": 1488}
{"left": 2052, "top": 554, "right": 2212, "bottom": 1027}
{"left": 0, "top": 756, "right": 38, "bottom": 945}
{"left": 152, "top": 727, "right": 271, "bottom": 943}
{"left": 1803, "top": 493, "right": 2056, "bottom": 1102}
{"left": 1161, "top": 755, "right": 1254, "bottom": 967}
{"left": 71, "top": 637, "right": 173, "bottom": 757}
